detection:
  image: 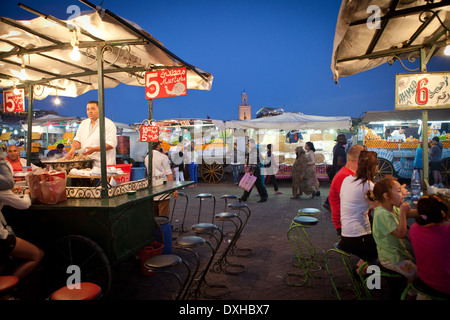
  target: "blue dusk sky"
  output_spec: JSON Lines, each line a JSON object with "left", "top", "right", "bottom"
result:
{"left": 2, "top": 0, "right": 449, "bottom": 125}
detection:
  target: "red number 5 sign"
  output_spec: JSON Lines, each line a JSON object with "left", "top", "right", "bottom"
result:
{"left": 3, "top": 89, "right": 25, "bottom": 113}
{"left": 140, "top": 126, "right": 159, "bottom": 142}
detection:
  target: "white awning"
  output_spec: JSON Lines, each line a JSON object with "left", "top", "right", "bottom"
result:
{"left": 0, "top": 5, "right": 213, "bottom": 99}
{"left": 225, "top": 112, "right": 351, "bottom": 131}
{"left": 331, "top": 0, "right": 450, "bottom": 82}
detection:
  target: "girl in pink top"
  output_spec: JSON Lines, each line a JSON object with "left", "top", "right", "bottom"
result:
{"left": 409, "top": 195, "right": 450, "bottom": 296}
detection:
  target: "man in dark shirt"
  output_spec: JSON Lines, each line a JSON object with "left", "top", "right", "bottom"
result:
{"left": 323, "top": 134, "right": 347, "bottom": 211}
{"left": 46, "top": 143, "right": 65, "bottom": 159}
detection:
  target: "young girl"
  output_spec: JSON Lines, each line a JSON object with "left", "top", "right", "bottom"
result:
{"left": 370, "top": 178, "right": 418, "bottom": 298}
{"left": 409, "top": 195, "right": 450, "bottom": 297}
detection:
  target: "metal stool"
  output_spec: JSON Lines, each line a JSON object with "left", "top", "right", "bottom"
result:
{"left": 284, "top": 215, "right": 320, "bottom": 287}
{"left": 144, "top": 254, "right": 191, "bottom": 300}
{"left": 50, "top": 282, "right": 102, "bottom": 300}
{"left": 325, "top": 242, "right": 365, "bottom": 300}
{"left": 175, "top": 235, "right": 208, "bottom": 299}
{"left": 297, "top": 207, "right": 321, "bottom": 216}
{"left": 212, "top": 212, "right": 245, "bottom": 275}
{"left": 220, "top": 194, "right": 239, "bottom": 212}
{"left": 170, "top": 191, "right": 189, "bottom": 233}
{"left": 195, "top": 193, "right": 216, "bottom": 224}
{"left": 0, "top": 275, "right": 19, "bottom": 299}
{"left": 227, "top": 202, "right": 253, "bottom": 257}
{"left": 401, "top": 277, "right": 450, "bottom": 300}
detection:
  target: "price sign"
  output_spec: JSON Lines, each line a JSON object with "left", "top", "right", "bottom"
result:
{"left": 140, "top": 126, "right": 159, "bottom": 142}
{"left": 3, "top": 89, "right": 25, "bottom": 113}
{"left": 145, "top": 67, "right": 187, "bottom": 99}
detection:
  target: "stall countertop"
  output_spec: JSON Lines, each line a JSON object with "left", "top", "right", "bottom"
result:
{"left": 28, "top": 181, "right": 193, "bottom": 209}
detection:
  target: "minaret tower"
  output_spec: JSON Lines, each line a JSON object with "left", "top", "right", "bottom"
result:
{"left": 239, "top": 90, "right": 251, "bottom": 120}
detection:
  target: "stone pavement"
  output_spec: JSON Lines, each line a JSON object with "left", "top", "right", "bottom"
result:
{"left": 107, "top": 178, "right": 404, "bottom": 301}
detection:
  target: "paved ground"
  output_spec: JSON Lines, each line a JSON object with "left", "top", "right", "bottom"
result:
{"left": 107, "top": 176, "right": 413, "bottom": 303}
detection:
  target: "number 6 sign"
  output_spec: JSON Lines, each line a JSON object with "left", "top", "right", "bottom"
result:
{"left": 3, "top": 89, "right": 25, "bottom": 113}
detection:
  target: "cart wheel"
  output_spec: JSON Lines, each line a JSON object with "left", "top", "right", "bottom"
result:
{"left": 201, "top": 162, "right": 224, "bottom": 183}
{"left": 43, "top": 235, "right": 112, "bottom": 298}
{"left": 376, "top": 158, "right": 394, "bottom": 180}
{"left": 440, "top": 158, "right": 450, "bottom": 186}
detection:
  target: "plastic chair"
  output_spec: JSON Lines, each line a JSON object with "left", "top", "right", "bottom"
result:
{"left": 50, "top": 282, "right": 102, "bottom": 300}
{"left": 284, "top": 215, "right": 320, "bottom": 287}
{"left": 195, "top": 193, "right": 216, "bottom": 224}
{"left": 144, "top": 254, "right": 191, "bottom": 300}
{"left": 170, "top": 191, "right": 189, "bottom": 233}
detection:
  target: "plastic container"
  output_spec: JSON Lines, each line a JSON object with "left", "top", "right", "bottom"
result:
{"left": 107, "top": 164, "right": 132, "bottom": 184}
{"left": 154, "top": 216, "right": 172, "bottom": 255}
{"left": 411, "top": 169, "right": 421, "bottom": 201}
{"left": 130, "top": 167, "right": 146, "bottom": 181}
{"left": 139, "top": 241, "right": 164, "bottom": 276}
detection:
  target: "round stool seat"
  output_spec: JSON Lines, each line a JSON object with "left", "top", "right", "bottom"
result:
{"left": 293, "top": 216, "right": 319, "bottom": 226}
{"left": 145, "top": 254, "right": 182, "bottom": 270}
{"left": 178, "top": 191, "right": 186, "bottom": 197}
{"left": 176, "top": 235, "right": 206, "bottom": 248}
{"left": 155, "top": 216, "right": 170, "bottom": 225}
{"left": 228, "top": 202, "right": 248, "bottom": 209}
{"left": 298, "top": 208, "right": 321, "bottom": 215}
{"left": 0, "top": 276, "right": 19, "bottom": 293}
{"left": 50, "top": 282, "right": 101, "bottom": 300}
{"left": 196, "top": 193, "right": 213, "bottom": 199}
{"left": 221, "top": 194, "right": 238, "bottom": 199}
{"left": 192, "top": 223, "right": 218, "bottom": 234}
{"left": 215, "top": 212, "right": 238, "bottom": 221}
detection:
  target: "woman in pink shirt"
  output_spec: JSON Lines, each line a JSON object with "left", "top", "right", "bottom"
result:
{"left": 409, "top": 195, "right": 450, "bottom": 297}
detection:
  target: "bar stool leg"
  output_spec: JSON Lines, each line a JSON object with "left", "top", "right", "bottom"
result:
{"left": 228, "top": 203, "right": 253, "bottom": 257}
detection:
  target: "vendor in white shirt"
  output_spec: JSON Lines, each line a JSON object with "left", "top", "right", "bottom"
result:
{"left": 390, "top": 128, "right": 406, "bottom": 142}
{"left": 66, "top": 101, "right": 117, "bottom": 167}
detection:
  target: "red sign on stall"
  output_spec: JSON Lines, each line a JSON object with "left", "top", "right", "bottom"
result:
{"left": 140, "top": 126, "right": 159, "bottom": 142}
{"left": 3, "top": 89, "right": 25, "bottom": 113}
{"left": 145, "top": 67, "right": 187, "bottom": 99}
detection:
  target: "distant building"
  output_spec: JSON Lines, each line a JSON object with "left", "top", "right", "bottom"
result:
{"left": 238, "top": 90, "right": 251, "bottom": 120}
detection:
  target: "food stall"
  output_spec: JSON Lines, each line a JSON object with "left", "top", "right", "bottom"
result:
{"left": 356, "top": 109, "right": 450, "bottom": 183}
{"left": 225, "top": 112, "right": 352, "bottom": 181}
{"left": 0, "top": 1, "right": 212, "bottom": 298}
{"left": 331, "top": 0, "right": 450, "bottom": 188}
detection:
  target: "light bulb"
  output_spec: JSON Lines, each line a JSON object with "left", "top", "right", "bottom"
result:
{"left": 70, "top": 45, "right": 81, "bottom": 61}
{"left": 445, "top": 45, "right": 450, "bottom": 56}
{"left": 18, "top": 67, "right": 27, "bottom": 80}
{"left": 54, "top": 96, "right": 61, "bottom": 105}
{"left": 13, "top": 87, "right": 20, "bottom": 95}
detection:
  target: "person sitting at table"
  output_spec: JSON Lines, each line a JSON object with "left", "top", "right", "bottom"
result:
{"left": 0, "top": 152, "right": 44, "bottom": 282}
{"left": 46, "top": 143, "right": 65, "bottom": 160}
{"left": 409, "top": 195, "right": 450, "bottom": 299}
{"left": 5, "top": 145, "right": 39, "bottom": 175}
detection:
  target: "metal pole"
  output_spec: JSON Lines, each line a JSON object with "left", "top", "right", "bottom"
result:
{"left": 147, "top": 99, "right": 153, "bottom": 186}
{"left": 97, "top": 45, "right": 108, "bottom": 198}
{"left": 420, "top": 48, "right": 429, "bottom": 187}
{"left": 26, "top": 85, "right": 33, "bottom": 166}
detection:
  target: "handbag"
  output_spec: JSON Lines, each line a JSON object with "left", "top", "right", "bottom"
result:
{"left": 239, "top": 173, "right": 257, "bottom": 192}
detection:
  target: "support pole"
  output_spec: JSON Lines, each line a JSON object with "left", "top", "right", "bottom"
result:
{"left": 97, "top": 45, "right": 108, "bottom": 198}
{"left": 26, "top": 85, "right": 33, "bottom": 166}
{"left": 420, "top": 48, "right": 429, "bottom": 187}
{"left": 147, "top": 99, "right": 153, "bottom": 186}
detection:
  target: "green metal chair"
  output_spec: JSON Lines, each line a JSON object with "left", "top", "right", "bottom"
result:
{"left": 324, "top": 242, "right": 366, "bottom": 300}
{"left": 401, "top": 277, "right": 450, "bottom": 300}
{"left": 283, "top": 215, "right": 320, "bottom": 287}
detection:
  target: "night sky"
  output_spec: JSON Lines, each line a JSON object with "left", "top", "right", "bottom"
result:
{"left": 2, "top": 0, "right": 450, "bottom": 125}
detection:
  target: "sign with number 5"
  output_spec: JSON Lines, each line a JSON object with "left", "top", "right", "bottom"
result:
{"left": 3, "top": 89, "right": 25, "bottom": 113}
{"left": 140, "top": 126, "right": 159, "bottom": 142}
{"left": 145, "top": 67, "right": 187, "bottom": 99}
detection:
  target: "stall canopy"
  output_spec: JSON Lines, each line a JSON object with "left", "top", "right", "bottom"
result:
{"left": 225, "top": 112, "right": 351, "bottom": 131}
{"left": 360, "top": 109, "right": 450, "bottom": 123}
{"left": 27, "top": 114, "right": 81, "bottom": 125}
{"left": 331, "top": 0, "right": 450, "bottom": 83}
{"left": 0, "top": 1, "right": 213, "bottom": 98}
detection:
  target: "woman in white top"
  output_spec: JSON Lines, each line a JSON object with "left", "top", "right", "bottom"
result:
{"left": 339, "top": 150, "right": 379, "bottom": 272}
{"left": 305, "top": 142, "right": 320, "bottom": 196}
